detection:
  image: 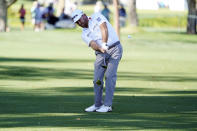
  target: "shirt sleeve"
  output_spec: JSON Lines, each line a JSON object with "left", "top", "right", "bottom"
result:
{"left": 82, "top": 31, "right": 92, "bottom": 47}
{"left": 94, "top": 13, "right": 107, "bottom": 26}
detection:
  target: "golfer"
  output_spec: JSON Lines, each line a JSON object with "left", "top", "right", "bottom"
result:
{"left": 71, "top": 9, "right": 123, "bottom": 112}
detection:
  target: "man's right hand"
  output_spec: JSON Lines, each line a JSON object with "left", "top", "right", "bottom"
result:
{"left": 99, "top": 48, "right": 106, "bottom": 53}
{"left": 90, "top": 40, "right": 106, "bottom": 53}
{"left": 101, "top": 42, "right": 109, "bottom": 50}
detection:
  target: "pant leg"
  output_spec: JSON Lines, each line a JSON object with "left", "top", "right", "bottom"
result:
{"left": 104, "top": 44, "right": 123, "bottom": 106}
{"left": 93, "top": 53, "right": 106, "bottom": 107}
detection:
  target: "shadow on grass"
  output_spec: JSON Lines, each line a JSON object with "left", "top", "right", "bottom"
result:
{"left": 0, "top": 65, "right": 197, "bottom": 82}
{"left": 161, "top": 33, "right": 197, "bottom": 45}
{"left": 0, "top": 57, "right": 93, "bottom": 63}
{"left": 28, "top": 86, "right": 197, "bottom": 96}
{"left": 140, "top": 29, "right": 197, "bottom": 44}
{"left": 0, "top": 65, "right": 93, "bottom": 80}
{"left": 118, "top": 71, "right": 197, "bottom": 82}
{"left": 0, "top": 87, "right": 197, "bottom": 130}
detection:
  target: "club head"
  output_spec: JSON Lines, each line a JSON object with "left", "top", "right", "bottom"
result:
{"left": 101, "top": 65, "right": 107, "bottom": 69}
{"left": 96, "top": 80, "right": 102, "bottom": 85}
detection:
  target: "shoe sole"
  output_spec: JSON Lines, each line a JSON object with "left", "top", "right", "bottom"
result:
{"left": 85, "top": 109, "right": 97, "bottom": 112}
{"left": 85, "top": 109, "right": 99, "bottom": 112}
{"left": 96, "top": 109, "right": 112, "bottom": 113}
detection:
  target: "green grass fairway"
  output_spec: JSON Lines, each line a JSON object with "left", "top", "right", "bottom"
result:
{"left": 0, "top": 28, "right": 197, "bottom": 131}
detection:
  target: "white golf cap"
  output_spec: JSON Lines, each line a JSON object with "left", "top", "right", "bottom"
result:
{"left": 71, "top": 9, "right": 84, "bottom": 23}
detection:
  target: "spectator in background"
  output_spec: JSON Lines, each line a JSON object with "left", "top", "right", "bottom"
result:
{"left": 94, "top": 1, "right": 102, "bottom": 13}
{"left": 31, "top": 1, "right": 38, "bottom": 30}
{"left": 18, "top": 4, "right": 26, "bottom": 31}
{"left": 101, "top": 4, "right": 110, "bottom": 22}
{"left": 64, "top": 0, "right": 77, "bottom": 16}
{"left": 119, "top": 4, "right": 126, "bottom": 27}
{"left": 43, "top": 2, "right": 56, "bottom": 24}
{"left": 34, "top": 3, "right": 45, "bottom": 32}
{"left": 59, "top": 8, "right": 71, "bottom": 20}
{"left": 34, "top": 4, "right": 42, "bottom": 32}
{"left": 46, "top": 3, "right": 55, "bottom": 16}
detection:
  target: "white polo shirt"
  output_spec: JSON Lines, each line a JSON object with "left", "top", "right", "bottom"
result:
{"left": 81, "top": 13, "right": 119, "bottom": 47}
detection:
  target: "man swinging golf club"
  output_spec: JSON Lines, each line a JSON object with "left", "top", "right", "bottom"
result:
{"left": 71, "top": 9, "right": 123, "bottom": 112}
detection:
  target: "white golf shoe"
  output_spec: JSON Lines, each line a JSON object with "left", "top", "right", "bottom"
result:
{"left": 96, "top": 105, "right": 112, "bottom": 113}
{"left": 85, "top": 104, "right": 100, "bottom": 112}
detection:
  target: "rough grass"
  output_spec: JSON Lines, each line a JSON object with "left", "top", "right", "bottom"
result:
{"left": 0, "top": 27, "right": 197, "bottom": 130}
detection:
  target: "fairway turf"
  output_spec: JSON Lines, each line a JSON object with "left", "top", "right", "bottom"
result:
{"left": 0, "top": 28, "right": 197, "bottom": 130}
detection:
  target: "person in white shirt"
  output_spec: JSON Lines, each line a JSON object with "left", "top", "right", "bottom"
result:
{"left": 94, "top": 1, "right": 103, "bottom": 13}
{"left": 31, "top": 1, "right": 38, "bottom": 28}
{"left": 71, "top": 9, "right": 123, "bottom": 113}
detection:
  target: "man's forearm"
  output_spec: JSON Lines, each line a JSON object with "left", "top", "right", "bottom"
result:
{"left": 100, "top": 22, "right": 108, "bottom": 43}
{"left": 89, "top": 40, "right": 105, "bottom": 53}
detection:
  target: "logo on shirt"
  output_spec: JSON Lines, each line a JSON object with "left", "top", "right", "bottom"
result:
{"left": 97, "top": 17, "right": 101, "bottom": 22}
{"left": 87, "top": 32, "right": 91, "bottom": 37}
{"left": 93, "top": 24, "right": 98, "bottom": 30}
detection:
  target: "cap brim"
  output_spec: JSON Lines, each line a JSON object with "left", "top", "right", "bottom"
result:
{"left": 73, "top": 14, "right": 83, "bottom": 23}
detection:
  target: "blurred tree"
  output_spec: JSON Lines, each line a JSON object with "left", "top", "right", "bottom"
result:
{"left": 80, "top": 0, "right": 113, "bottom": 4}
{"left": 187, "top": 0, "right": 197, "bottom": 34}
{"left": 81, "top": 0, "right": 97, "bottom": 4}
{"left": 113, "top": 0, "right": 120, "bottom": 38}
{"left": 128, "top": 0, "right": 138, "bottom": 26}
{"left": 56, "top": 0, "right": 65, "bottom": 16}
{"left": 0, "top": 0, "right": 17, "bottom": 32}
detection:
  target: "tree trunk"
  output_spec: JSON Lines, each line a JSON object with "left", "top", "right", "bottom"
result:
{"left": 56, "top": 0, "right": 65, "bottom": 17}
{"left": 0, "top": 0, "right": 7, "bottom": 32}
{"left": 0, "top": 0, "right": 17, "bottom": 32}
{"left": 187, "top": 0, "right": 197, "bottom": 34}
{"left": 113, "top": 0, "right": 120, "bottom": 38}
{"left": 7, "top": 0, "right": 17, "bottom": 8}
{"left": 129, "top": 0, "right": 138, "bottom": 26}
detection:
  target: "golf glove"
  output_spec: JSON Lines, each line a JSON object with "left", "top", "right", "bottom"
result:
{"left": 101, "top": 42, "right": 109, "bottom": 50}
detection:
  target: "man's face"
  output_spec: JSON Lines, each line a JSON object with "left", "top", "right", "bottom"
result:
{"left": 76, "top": 14, "right": 89, "bottom": 28}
